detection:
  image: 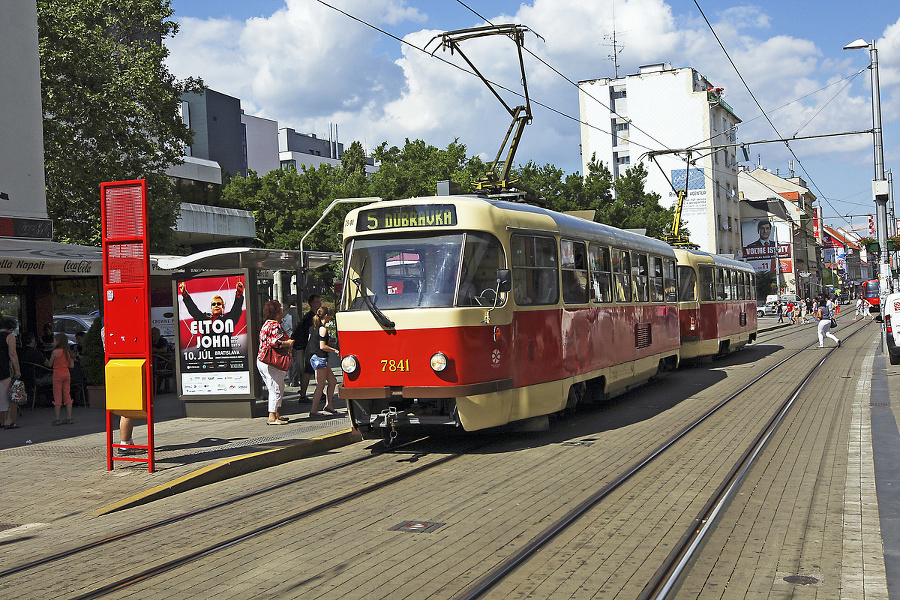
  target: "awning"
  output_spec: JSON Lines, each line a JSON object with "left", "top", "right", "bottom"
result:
{"left": 155, "top": 247, "right": 341, "bottom": 272}
{"left": 0, "top": 238, "right": 102, "bottom": 276}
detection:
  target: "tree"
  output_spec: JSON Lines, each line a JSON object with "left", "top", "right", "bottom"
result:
{"left": 38, "top": 0, "right": 203, "bottom": 250}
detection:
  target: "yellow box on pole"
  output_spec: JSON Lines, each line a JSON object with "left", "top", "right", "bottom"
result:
{"left": 105, "top": 359, "right": 147, "bottom": 412}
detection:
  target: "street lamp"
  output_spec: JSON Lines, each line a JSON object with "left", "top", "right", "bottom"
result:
{"left": 844, "top": 38, "right": 892, "bottom": 326}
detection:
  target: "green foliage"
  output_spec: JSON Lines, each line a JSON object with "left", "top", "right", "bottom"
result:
{"left": 516, "top": 158, "right": 678, "bottom": 239}
{"left": 82, "top": 317, "right": 104, "bottom": 385}
{"left": 37, "top": 0, "right": 204, "bottom": 251}
{"left": 755, "top": 270, "right": 776, "bottom": 299}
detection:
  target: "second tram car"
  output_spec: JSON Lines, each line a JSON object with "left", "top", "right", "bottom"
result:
{"left": 335, "top": 195, "right": 757, "bottom": 440}
{"left": 674, "top": 249, "right": 757, "bottom": 360}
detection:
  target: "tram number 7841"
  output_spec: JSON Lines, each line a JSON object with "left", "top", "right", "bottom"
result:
{"left": 382, "top": 359, "right": 411, "bottom": 372}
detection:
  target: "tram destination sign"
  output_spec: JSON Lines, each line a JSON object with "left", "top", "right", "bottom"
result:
{"left": 357, "top": 204, "right": 457, "bottom": 232}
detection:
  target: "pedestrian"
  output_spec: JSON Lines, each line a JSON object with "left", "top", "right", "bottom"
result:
{"left": 786, "top": 301, "right": 795, "bottom": 324}
{"left": 854, "top": 297, "right": 864, "bottom": 320}
{"left": 816, "top": 297, "right": 840, "bottom": 348}
{"left": 777, "top": 300, "right": 784, "bottom": 323}
{"left": 288, "top": 294, "right": 321, "bottom": 396}
{"left": 17, "top": 332, "right": 45, "bottom": 408}
{"left": 257, "top": 299, "right": 294, "bottom": 425}
{"left": 0, "top": 317, "right": 22, "bottom": 429}
{"left": 47, "top": 332, "right": 75, "bottom": 425}
{"left": 308, "top": 306, "right": 339, "bottom": 417}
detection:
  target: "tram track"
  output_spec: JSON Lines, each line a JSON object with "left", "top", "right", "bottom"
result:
{"left": 0, "top": 322, "right": 872, "bottom": 600}
{"left": 453, "top": 319, "right": 873, "bottom": 600}
{"left": 0, "top": 436, "right": 442, "bottom": 580}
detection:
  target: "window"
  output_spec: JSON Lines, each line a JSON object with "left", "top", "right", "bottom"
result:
{"left": 561, "top": 240, "right": 589, "bottom": 304}
{"left": 589, "top": 245, "right": 612, "bottom": 303}
{"left": 612, "top": 248, "right": 631, "bottom": 302}
{"left": 715, "top": 268, "right": 727, "bottom": 300}
{"left": 699, "top": 265, "right": 715, "bottom": 302}
{"left": 458, "top": 232, "right": 506, "bottom": 307}
{"left": 722, "top": 269, "right": 733, "bottom": 300}
{"left": 511, "top": 235, "right": 558, "bottom": 305}
{"left": 632, "top": 253, "right": 649, "bottom": 302}
{"left": 677, "top": 266, "right": 697, "bottom": 301}
{"left": 650, "top": 256, "right": 665, "bottom": 302}
{"left": 664, "top": 259, "right": 677, "bottom": 302}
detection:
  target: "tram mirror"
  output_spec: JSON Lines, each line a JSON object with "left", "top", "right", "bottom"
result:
{"left": 496, "top": 269, "right": 512, "bottom": 292}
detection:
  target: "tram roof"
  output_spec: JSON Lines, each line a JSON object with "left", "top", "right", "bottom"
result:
{"left": 674, "top": 247, "right": 754, "bottom": 271}
{"left": 347, "top": 195, "right": 675, "bottom": 257}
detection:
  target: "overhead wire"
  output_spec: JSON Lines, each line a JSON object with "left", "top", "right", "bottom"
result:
{"left": 691, "top": 0, "right": 855, "bottom": 231}
{"left": 314, "top": 0, "right": 661, "bottom": 156}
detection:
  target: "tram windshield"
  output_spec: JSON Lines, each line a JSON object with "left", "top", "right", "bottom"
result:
{"left": 864, "top": 280, "right": 879, "bottom": 298}
{"left": 343, "top": 232, "right": 506, "bottom": 311}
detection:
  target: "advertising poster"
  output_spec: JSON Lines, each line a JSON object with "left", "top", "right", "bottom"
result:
{"left": 741, "top": 219, "right": 791, "bottom": 274}
{"left": 175, "top": 273, "right": 250, "bottom": 396}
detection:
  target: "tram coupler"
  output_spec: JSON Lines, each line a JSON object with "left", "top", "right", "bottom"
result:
{"left": 378, "top": 406, "right": 401, "bottom": 446}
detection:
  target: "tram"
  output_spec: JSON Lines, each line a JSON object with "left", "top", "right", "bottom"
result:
{"left": 335, "top": 195, "right": 696, "bottom": 439}
{"left": 673, "top": 249, "right": 757, "bottom": 360}
{"left": 861, "top": 279, "right": 880, "bottom": 313}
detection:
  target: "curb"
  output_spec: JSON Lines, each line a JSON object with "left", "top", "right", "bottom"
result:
{"left": 92, "top": 429, "right": 360, "bottom": 516}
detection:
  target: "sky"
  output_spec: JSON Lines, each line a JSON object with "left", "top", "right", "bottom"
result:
{"left": 165, "top": 0, "right": 900, "bottom": 235}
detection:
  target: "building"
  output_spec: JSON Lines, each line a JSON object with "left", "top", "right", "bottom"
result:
{"left": 578, "top": 64, "right": 742, "bottom": 254}
{"left": 738, "top": 168, "right": 821, "bottom": 298}
{"left": 821, "top": 226, "right": 867, "bottom": 293}
{"left": 279, "top": 127, "right": 376, "bottom": 175}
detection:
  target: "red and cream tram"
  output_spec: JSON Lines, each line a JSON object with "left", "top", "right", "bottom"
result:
{"left": 337, "top": 195, "right": 687, "bottom": 439}
{"left": 673, "top": 249, "right": 757, "bottom": 360}
{"left": 861, "top": 279, "right": 880, "bottom": 313}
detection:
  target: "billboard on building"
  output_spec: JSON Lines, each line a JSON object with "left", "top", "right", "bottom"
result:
{"left": 741, "top": 218, "right": 791, "bottom": 274}
{"left": 174, "top": 272, "right": 250, "bottom": 396}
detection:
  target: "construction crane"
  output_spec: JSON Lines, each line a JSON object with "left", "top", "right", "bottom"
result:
{"left": 431, "top": 25, "right": 541, "bottom": 201}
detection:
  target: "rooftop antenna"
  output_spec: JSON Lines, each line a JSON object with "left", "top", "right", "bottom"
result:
{"left": 602, "top": 2, "right": 626, "bottom": 78}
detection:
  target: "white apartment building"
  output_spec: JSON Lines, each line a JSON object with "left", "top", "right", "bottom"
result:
{"left": 578, "top": 64, "right": 742, "bottom": 254}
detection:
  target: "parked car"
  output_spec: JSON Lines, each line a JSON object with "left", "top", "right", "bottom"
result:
{"left": 883, "top": 291, "right": 900, "bottom": 365}
{"left": 53, "top": 314, "right": 96, "bottom": 344}
{"left": 757, "top": 301, "right": 779, "bottom": 317}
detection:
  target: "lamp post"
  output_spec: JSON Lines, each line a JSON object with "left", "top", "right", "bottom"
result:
{"left": 844, "top": 38, "right": 892, "bottom": 329}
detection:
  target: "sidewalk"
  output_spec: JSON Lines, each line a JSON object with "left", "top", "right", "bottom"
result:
{"left": 0, "top": 378, "right": 358, "bottom": 522}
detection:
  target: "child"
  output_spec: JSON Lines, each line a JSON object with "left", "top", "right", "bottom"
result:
{"left": 47, "top": 333, "right": 75, "bottom": 425}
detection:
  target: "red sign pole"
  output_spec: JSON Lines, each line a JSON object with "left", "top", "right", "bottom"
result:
{"left": 100, "top": 180, "right": 155, "bottom": 472}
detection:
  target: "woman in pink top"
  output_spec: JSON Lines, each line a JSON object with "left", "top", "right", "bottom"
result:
{"left": 46, "top": 333, "right": 75, "bottom": 425}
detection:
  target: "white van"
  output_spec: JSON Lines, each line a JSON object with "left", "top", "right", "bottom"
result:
{"left": 883, "top": 291, "right": 900, "bottom": 365}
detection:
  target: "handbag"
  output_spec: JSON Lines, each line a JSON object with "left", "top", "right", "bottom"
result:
{"left": 9, "top": 379, "right": 26, "bottom": 405}
{"left": 830, "top": 317, "right": 838, "bottom": 329}
{"left": 260, "top": 345, "right": 291, "bottom": 371}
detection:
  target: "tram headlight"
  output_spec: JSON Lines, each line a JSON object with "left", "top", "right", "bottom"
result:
{"left": 430, "top": 352, "right": 448, "bottom": 372}
{"left": 341, "top": 355, "right": 359, "bottom": 374}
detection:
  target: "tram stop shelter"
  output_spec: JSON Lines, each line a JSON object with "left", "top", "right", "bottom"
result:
{"left": 156, "top": 247, "right": 341, "bottom": 418}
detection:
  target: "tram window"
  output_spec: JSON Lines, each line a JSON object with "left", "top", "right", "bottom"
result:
{"left": 699, "top": 265, "right": 715, "bottom": 302}
{"left": 677, "top": 266, "right": 697, "bottom": 301}
{"left": 715, "top": 268, "right": 726, "bottom": 300}
{"left": 650, "top": 256, "right": 664, "bottom": 302}
{"left": 722, "top": 270, "right": 733, "bottom": 300}
{"left": 343, "top": 234, "right": 465, "bottom": 311}
{"left": 589, "top": 244, "right": 612, "bottom": 303}
{"left": 561, "top": 240, "right": 589, "bottom": 304}
{"left": 664, "top": 259, "right": 677, "bottom": 302}
{"left": 510, "top": 234, "right": 559, "bottom": 305}
{"left": 632, "top": 253, "right": 649, "bottom": 302}
{"left": 739, "top": 272, "right": 748, "bottom": 300}
{"left": 458, "top": 232, "right": 506, "bottom": 306}
{"left": 612, "top": 248, "right": 631, "bottom": 303}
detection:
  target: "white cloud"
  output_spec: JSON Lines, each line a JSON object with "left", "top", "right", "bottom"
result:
{"left": 165, "top": 0, "right": 900, "bottom": 185}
